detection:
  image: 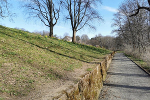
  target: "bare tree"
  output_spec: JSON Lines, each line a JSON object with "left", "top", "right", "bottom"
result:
{"left": 76, "top": 35, "right": 81, "bottom": 43}
{"left": 112, "top": 0, "right": 149, "bottom": 53}
{"left": 24, "top": 0, "right": 60, "bottom": 37}
{"left": 129, "top": 0, "right": 150, "bottom": 17}
{"left": 61, "top": 0, "right": 102, "bottom": 43}
{"left": 88, "top": 34, "right": 101, "bottom": 46}
{"left": 81, "top": 34, "right": 89, "bottom": 44}
{"left": 87, "top": 34, "right": 115, "bottom": 50}
{"left": 0, "top": 0, "right": 9, "bottom": 18}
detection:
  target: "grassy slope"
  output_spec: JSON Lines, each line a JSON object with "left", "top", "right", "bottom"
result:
{"left": 0, "top": 25, "right": 111, "bottom": 98}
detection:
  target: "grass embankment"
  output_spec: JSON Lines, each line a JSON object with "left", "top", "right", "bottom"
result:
{"left": 125, "top": 54, "right": 150, "bottom": 73}
{"left": 0, "top": 25, "right": 111, "bottom": 99}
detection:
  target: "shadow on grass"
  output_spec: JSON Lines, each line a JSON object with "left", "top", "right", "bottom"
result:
{"left": 1, "top": 31, "right": 102, "bottom": 64}
{"left": 9, "top": 27, "right": 108, "bottom": 59}
{"left": 0, "top": 25, "right": 110, "bottom": 58}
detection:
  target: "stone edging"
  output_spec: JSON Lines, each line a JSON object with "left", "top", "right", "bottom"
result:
{"left": 53, "top": 52, "right": 115, "bottom": 100}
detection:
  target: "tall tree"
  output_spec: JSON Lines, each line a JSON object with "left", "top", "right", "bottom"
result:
{"left": 112, "top": 0, "right": 149, "bottom": 53}
{"left": 61, "top": 0, "right": 102, "bottom": 43}
{"left": 129, "top": 0, "right": 150, "bottom": 17}
{"left": 24, "top": 0, "right": 60, "bottom": 37}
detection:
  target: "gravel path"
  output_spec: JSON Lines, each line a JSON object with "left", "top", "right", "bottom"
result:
{"left": 99, "top": 53, "right": 150, "bottom": 100}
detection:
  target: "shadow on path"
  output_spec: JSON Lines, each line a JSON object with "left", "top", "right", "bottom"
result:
{"left": 107, "top": 72, "right": 149, "bottom": 78}
{"left": 99, "top": 53, "right": 150, "bottom": 100}
{"left": 104, "top": 83, "right": 150, "bottom": 91}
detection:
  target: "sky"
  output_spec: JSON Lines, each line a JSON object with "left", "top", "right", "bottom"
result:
{"left": 0, "top": 0, "right": 125, "bottom": 39}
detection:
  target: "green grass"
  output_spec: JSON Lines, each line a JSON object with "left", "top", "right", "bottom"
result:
{"left": 0, "top": 97, "right": 4, "bottom": 100}
{"left": 125, "top": 53, "right": 150, "bottom": 73}
{"left": 0, "top": 25, "right": 112, "bottom": 98}
{"left": 86, "top": 68, "right": 93, "bottom": 72}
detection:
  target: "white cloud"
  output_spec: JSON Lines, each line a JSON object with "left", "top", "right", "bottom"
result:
{"left": 101, "top": 5, "right": 119, "bottom": 13}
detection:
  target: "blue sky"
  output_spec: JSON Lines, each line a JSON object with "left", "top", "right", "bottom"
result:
{"left": 0, "top": 0, "right": 124, "bottom": 39}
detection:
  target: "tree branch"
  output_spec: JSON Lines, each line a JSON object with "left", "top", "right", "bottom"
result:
{"left": 129, "top": 6, "right": 150, "bottom": 17}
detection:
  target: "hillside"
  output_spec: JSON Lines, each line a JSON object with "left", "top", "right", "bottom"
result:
{"left": 0, "top": 25, "right": 111, "bottom": 99}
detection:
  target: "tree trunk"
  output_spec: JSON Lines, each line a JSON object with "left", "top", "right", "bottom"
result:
{"left": 72, "top": 29, "right": 76, "bottom": 43}
{"left": 49, "top": 0, "right": 53, "bottom": 37}
{"left": 148, "top": 0, "right": 150, "bottom": 6}
{"left": 50, "top": 26, "right": 53, "bottom": 37}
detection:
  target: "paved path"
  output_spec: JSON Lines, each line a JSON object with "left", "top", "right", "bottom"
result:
{"left": 99, "top": 53, "right": 150, "bottom": 100}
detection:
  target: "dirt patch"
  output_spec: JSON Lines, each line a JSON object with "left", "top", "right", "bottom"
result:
{"left": 15, "top": 62, "right": 97, "bottom": 100}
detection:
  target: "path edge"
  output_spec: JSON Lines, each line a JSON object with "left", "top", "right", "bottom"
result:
{"left": 53, "top": 51, "right": 115, "bottom": 100}
{"left": 125, "top": 54, "right": 150, "bottom": 76}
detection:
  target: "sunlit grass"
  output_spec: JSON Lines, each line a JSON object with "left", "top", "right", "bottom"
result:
{"left": 0, "top": 25, "right": 111, "bottom": 98}
{"left": 86, "top": 68, "right": 93, "bottom": 72}
{"left": 125, "top": 53, "right": 150, "bottom": 73}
